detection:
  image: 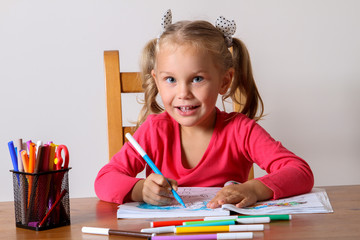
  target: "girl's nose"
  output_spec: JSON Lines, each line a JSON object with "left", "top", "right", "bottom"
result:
{"left": 177, "top": 82, "right": 192, "bottom": 99}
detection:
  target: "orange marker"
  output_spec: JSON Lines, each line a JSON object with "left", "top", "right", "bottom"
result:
{"left": 28, "top": 143, "right": 36, "bottom": 173}
{"left": 20, "top": 150, "right": 29, "bottom": 173}
{"left": 27, "top": 143, "right": 36, "bottom": 208}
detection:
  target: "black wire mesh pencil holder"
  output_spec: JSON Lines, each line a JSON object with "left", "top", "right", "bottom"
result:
{"left": 10, "top": 168, "right": 71, "bottom": 231}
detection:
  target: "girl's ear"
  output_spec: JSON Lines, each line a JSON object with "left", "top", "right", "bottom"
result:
{"left": 151, "top": 69, "right": 158, "bottom": 86}
{"left": 219, "top": 68, "right": 234, "bottom": 95}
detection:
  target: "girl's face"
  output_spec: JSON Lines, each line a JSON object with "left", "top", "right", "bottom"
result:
{"left": 152, "top": 44, "right": 233, "bottom": 130}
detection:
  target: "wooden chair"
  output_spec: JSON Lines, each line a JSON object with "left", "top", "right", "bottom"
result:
{"left": 104, "top": 50, "right": 254, "bottom": 180}
{"left": 104, "top": 50, "right": 141, "bottom": 160}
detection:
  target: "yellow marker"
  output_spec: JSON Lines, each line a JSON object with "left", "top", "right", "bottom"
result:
{"left": 45, "top": 143, "right": 56, "bottom": 211}
{"left": 175, "top": 224, "right": 264, "bottom": 234}
{"left": 48, "top": 143, "right": 56, "bottom": 171}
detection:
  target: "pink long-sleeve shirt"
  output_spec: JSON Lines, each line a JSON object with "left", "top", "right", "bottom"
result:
{"left": 95, "top": 108, "right": 314, "bottom": 204}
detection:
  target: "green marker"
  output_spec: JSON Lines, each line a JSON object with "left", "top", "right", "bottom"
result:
{"left": 204, "top": 214, "right": 292, "bottom": 221}
{"left": 183, "top": 219, "right": 236, "bottom": 226}
{"left": 237, "top": 214, "right": 291, "bottom": 221}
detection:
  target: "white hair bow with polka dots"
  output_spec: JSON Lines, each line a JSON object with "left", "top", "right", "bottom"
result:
{"left": 161, "top": 9, "right": 172, "bottom": 32}
{"left": 215, "top": 16, "right": 236, "bottom": 47}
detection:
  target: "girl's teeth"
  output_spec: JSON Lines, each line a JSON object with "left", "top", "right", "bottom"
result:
{"left": 180, "top": 106, "right": 194, "bottom": 112}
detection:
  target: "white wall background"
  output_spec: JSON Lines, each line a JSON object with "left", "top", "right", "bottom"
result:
{"left": 1, "top": 0, "right": 359, "bottom": 202}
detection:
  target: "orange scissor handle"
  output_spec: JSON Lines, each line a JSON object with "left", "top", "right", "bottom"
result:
{"left": 55, "top": 145, "right": 69, "bottom": 170}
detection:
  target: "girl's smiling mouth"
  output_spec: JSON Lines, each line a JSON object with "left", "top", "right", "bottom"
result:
{"left": 175, "top": 105, "right": 200, "bottom": 113}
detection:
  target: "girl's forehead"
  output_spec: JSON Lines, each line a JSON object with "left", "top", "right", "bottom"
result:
{"left": 157, "top": 42, "right": 206, "bottom": 56}
{"left": 155, "top": 41, "right": 225, "bottom": 72}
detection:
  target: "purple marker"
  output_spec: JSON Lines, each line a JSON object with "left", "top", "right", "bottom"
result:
{"left": 151, "top": 232, "right": 253, "bottom": 240}
{"left": 26, "top": 140, "right": 32, "bottom": 151}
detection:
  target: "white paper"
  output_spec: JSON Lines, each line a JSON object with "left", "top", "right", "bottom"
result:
{"left": 222, "top": 188, "right": 333, "bottom": 215}
{"left": 117, "top": 187, "right": 230, "bottom": 218}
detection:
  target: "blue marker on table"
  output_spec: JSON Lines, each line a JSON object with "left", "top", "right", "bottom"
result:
{"left": 125, "top": 133, "right": 186, "bottom": 208}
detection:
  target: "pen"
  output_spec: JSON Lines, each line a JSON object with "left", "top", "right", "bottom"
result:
{"left": 48, "top": 143, "right": 56, "bottom": 171}
{"left": 204, "top": 214, "right": 291, "bottom": 221}
{"left": 8, "top": 141, "right": 19, "bottom": 172}
{"left": 141, "top": 225, "right": 176, "bottom": 234}
{"left": 26, "top": 145, "right": 45, "bottom": 224}
{"left": 27, "top": 142, "right": 36, "bottom": 206}
{"left": 16, "top": 139, "right": 24, "bottom": 172}
{"left": 183, "top": 219, "right": 237, "bottom": 226}
{"left": 151, "top": 219, "right": 204, "bottom": 227}
{"left": 142, "top": 220, "right": 237, "bottom": 233}
{"left": 8, "top": 141, "right": 20, "bottom": 187}
{"left": 26, "top": 140, "right": 32, "bottom": 151}
{"left": 36, "top": 140, "right": 43, "bottom": 156}
{"left": 20, "top": 150, "right": 29, "bottom": 210}
{"left": 125, "top": 133, "right": 186, "bottom": 208}
{"left": 151, "top": 232, "right": 254, "bottom": 240}
{"left": 186, "top": 218, "right": 270, "bottom": 225}
{"left": 47, "top": 143, "right": 56, "bottom": 213}
{"left": 41, "top": 144, "right": 50, "bottom": 172}
{"left": 28, "top": 142, "right": 36, "bottom": 173}
{"left": 15, "top": 139, "right": 26, "bottom": 224}
{"left": 20, "top": 151, "right": 29, "bottom": 173}
{"left": 82, "top": 226, "right": 154, "bottom": 239}
{"left": 34, "top": 145, "right": 44, "bottom": 173}
{"left": 175, "top": 225, "right": 264, "bottom": 234}
{"left": 38, "top": 189, "right": 67, "bottom": 227}
{"left": 142, "top": 224, "right": 263, "bottom": 234}
{"left": 39, "top": 145, "right": 50, "bottom": 221}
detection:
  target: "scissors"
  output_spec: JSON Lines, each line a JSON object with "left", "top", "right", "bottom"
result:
{"left": 53, "top": 144, "right": 69, "bottom": 224}
{"left": 55, "top": 145, "right": 69, "bottom": 170}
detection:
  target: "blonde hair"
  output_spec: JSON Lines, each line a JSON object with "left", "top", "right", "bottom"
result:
{"left": 136, "top": 20, "right": 264, "bottom": 129}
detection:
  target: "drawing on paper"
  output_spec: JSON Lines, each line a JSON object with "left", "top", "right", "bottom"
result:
{"left": 244, "top": 201, "right": 307, "bottom": 210}
{"left": 136, "top": 187, "right": 217, "bottom": 211}
{"left": 117, "top": 187, "right": 231, "bottom": 218}
{"left": 137, "top": 201, "right": 210, "bottom": 211}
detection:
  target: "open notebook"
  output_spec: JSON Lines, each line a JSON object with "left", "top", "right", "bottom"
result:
{"left": 117, "top": 187, "right": 333, "bottom": 218}
{"left": 117, "top": 187, "right": 229, "bottom": 218}
{"left": 222, "top": 188, "right": 333, "bottom": 215}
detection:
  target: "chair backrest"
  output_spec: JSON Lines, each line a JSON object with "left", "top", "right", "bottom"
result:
{"left": 104, "top": 50, "right": 254, "bottom": 180}
{"left": 104, "top": 50, "right": 141, "bottom": 160}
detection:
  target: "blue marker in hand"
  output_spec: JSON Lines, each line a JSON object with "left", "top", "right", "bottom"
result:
{"left": 125, "top": 133, "right": 186, "bottom": 208}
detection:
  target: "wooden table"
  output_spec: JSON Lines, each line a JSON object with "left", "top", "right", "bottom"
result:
{"left": 0, "top": 185, "right": 359, "bottom": 239}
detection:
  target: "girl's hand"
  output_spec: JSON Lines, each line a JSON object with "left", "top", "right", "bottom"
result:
{"left": 132, "top": 173, "right": 178, "bottom": 206}
{"left": 206, "top": 180, "right": 273, "bottom": 209}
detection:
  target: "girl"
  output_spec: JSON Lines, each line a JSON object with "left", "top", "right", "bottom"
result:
{"left": 95, "top": 10, "right": 314, "bottom": 208}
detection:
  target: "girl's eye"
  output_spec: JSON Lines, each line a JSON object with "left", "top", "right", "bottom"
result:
{"left": 193, "top": 76, "right": 204, "bottom": 83}
{"left": 165, "top": 77, "right": 176, "bottom": 83}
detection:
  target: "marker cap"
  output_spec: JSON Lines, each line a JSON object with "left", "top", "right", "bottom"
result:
{"left": 236, "top": 217, "right": 270, "bottom": 224}
{"left": 217, "top": 232, "right": 254, "bottom": 239}
{"left": 204, "top": 216, "right": 237, "bottom": 221}
{"left": 82, "top": 227, "right": 110, "bottom": 235}
{"left": 125, "top": 133, "right": 146, "bottom": 157}
{"left": 141, "top": 225, "right": 176, "bottom": 233}
{"left": 229, "top": 224, "right": 264, "bottom": 231}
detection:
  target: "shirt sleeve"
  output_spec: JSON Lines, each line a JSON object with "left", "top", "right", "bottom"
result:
{"left": 239, "top": 118, "right": 314, "bottom": 199}
{"left": 94, "top": 122, "right": 151, "bottom": 204}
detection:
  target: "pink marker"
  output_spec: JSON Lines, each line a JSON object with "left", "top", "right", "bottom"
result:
{"left": 151, "top": 232, "right": 253, "bottom": 240}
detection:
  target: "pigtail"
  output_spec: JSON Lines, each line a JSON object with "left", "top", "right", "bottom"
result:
{"left": 227, "top": 38, "right": 264, "bottom": 121}
{"left": 136, "top": 39, "right": 164, "bottom": 129}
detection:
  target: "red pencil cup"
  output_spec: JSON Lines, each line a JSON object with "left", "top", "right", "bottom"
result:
{"left": 10, "top": 168, "right": 71, "bottom": 231}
